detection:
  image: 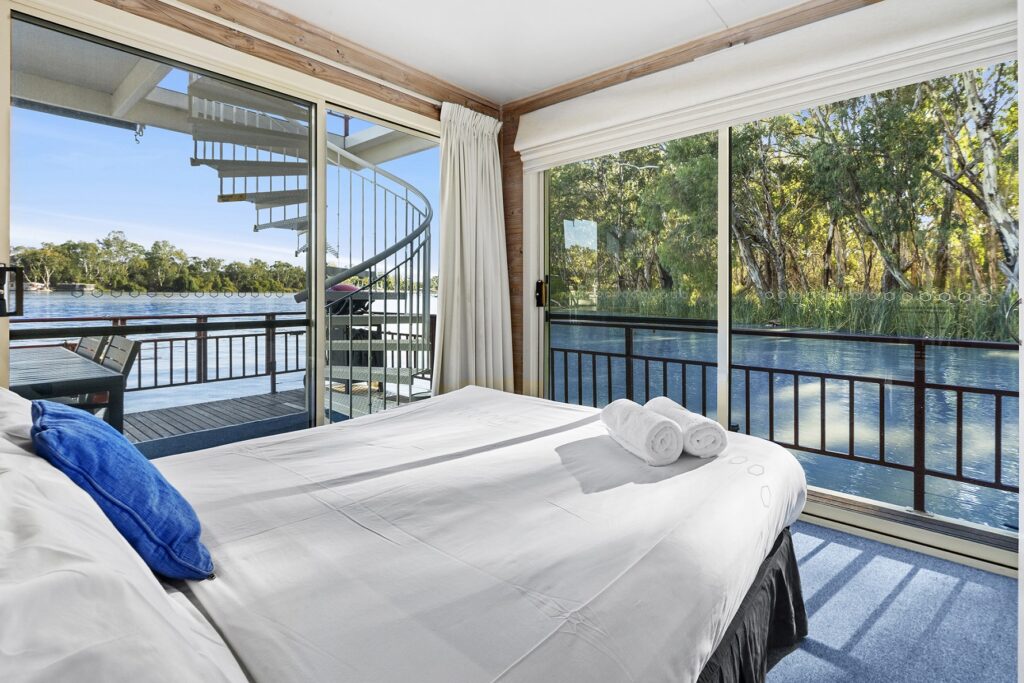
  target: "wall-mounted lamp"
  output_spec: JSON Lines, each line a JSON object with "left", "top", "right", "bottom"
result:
{"left": 0, "top": 263, "right": 24, "bottom": 317}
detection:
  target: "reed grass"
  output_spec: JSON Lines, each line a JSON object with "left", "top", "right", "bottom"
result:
{"left": 562, "top": 289, "right": 1020, "bottom": 342}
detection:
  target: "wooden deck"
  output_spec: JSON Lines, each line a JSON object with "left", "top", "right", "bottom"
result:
{"left": 125, "top": 389, "right": 308, "bottom": 456}
{"left": 124, "top": 386, "right": 425, "bottom": 457}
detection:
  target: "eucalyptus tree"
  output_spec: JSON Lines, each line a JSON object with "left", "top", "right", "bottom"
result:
{"left": 547, "top": 144, "right": 667, "bottom": 303}
{"left": 804, "top": 87, "right": 938, "bottom": 292}
{"left": 145, "top": 240, "right": 189, "bottom": 291}
{"left": 730, "top": 117, "right": 816, "bottom": 299}
{"left": 645, "top": 132, "right": 718, "bottom": 303}
{"left": 926, "top": 62, "right": 1018, "bottom": 292}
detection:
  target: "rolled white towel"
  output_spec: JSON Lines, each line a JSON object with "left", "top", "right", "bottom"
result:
{"left": 644, "top": 396, "right": 728, "bottom": 458}
{"left": 600, "top": 398, "right": 684, "bottom": 466}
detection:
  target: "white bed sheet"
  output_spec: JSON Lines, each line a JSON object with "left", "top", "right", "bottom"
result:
{"left": 157, "top": 386, "right": 806, "bottom": 683}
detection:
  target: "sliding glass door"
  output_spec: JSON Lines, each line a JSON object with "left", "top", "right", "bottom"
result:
{"left": 543, "top": 61, "right": 1018, "bottom": 533}
{"left": 545, "top": 132, "right": 719, "bottom": 415}
{"left": 9, "top": 18, "right": 313, "bottom": 456}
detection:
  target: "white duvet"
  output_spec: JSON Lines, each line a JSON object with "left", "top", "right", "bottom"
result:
{"left": 157, "top": 386, "right": 806, "bottom": 683}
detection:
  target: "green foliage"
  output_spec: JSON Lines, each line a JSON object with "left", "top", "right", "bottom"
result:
{"left": 12, "top": 230, "right": 306, "bottom": 293}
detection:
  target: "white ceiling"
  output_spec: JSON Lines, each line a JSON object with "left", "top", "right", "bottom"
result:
{"left": 262, "top": 0, "right": 807, "bottom": 104}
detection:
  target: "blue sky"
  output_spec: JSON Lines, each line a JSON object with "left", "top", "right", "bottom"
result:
{"left": 11, "top": 85, "right": 441, "bottom": 274}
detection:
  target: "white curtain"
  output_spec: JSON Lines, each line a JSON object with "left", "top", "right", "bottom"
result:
{"left": 432, "top": 102, "right": 514, "bottom": 395}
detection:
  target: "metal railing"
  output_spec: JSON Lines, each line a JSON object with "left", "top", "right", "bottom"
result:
{"left": 548, "top": 313, "right": 1019, "bottom": 515}
{"left": 11, "top": 311, "right": 308, "bottom": 394}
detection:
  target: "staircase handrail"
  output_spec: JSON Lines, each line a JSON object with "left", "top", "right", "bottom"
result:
{"left": 294, "top": 144, "right": 432, "bottom": 303}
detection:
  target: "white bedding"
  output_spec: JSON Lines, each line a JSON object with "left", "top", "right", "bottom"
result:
{"left": 157, "top": 386, "right": 806, "bottom": 682}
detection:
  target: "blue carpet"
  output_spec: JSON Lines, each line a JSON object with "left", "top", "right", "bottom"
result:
{"left": 769, "top": 521, "right": 1017, "bottom": 682}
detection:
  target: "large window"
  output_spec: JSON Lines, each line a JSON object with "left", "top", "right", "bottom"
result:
{"left": 544, "top": 62, "right": 1018, "bottom": 532}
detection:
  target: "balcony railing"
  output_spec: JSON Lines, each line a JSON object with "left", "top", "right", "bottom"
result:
{"left": 11, "top": 311, "right": 309, "bottom": 394}
{"left": 548, "top": 312, "right": 1019, "bottom": 527}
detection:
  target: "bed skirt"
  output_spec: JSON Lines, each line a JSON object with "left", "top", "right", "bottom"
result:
{"left": 697, "top": 528, "right": 807, "bottom": 683}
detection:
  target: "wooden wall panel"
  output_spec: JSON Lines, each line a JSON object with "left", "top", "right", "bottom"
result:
{"left": 500, "top": 111, "right": 524, "bottom": 393}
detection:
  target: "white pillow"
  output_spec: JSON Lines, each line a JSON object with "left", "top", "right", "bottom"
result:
{"left": 0, "top": 386, "right": 33, "bottom": 453}
{"left": 0, "top": 444, "right": 246, "bottom": 682}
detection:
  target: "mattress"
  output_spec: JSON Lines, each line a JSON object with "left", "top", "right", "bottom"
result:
{"left": 156, "top": 386, "right": 806, "bottom": 682}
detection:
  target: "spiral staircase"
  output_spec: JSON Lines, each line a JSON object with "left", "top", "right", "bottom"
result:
{"left": 188, "top": 75, "right": 433, "bottom": 420}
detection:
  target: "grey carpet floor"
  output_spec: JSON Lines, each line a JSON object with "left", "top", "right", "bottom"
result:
{"left": 769, "top": 521, "right": 1017, "bottom": 682}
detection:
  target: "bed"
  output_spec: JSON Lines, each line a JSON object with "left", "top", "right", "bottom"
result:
{"left": 0, "top": 385, "right": 807, "bottom": 682}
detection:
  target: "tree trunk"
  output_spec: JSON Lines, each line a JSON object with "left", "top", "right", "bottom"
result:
{"left": 963, "top": 72, "right": 1018, "bottom": 290}
{"left": 823, "top": 219, "right": 837, "bottom": 288}
{"left": 834, "top": 217, "right": 848, "bottom": 289}
{"left": 851, "top": 204, "right": 914, "bottom": 290}
{"left": 731, "top": 224, "right": 769, "bottom": 302}
{"left": 658, "top": 262, "right": 674, "bottom": 290}
{"left": 934, "top": 136, "right": 957, "bottom": 291}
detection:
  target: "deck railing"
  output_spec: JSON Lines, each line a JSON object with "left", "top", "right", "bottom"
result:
{"left": 11, "top": 311, "right": 308, "bottom": 394}
{"left": 548, "top": 312, "right": 1019, "bottom": 517}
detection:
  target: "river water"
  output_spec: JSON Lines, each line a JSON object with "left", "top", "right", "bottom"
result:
{"left": 550, "top": 323, "right": 1019, "bottom": 531}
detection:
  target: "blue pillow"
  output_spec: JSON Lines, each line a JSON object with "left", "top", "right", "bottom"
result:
{"left": 30, "top": 400, "right": 214, "bottom": 581}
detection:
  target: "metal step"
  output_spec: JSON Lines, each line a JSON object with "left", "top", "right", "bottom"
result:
{"left": 188, "top": 76, "right": 310, "bottom": 121}
{"left": 325, "top": 392, "right": 399, "bottom": 419}
{"left": 191, "top": 121, "right": 309, "bottom": 157}
{"left": 328, "top": 339, "right": 430, "bottom": 352}
{"left": 218, "top": 189, "right": 307, "bottom": 209}
{"left": 191, "top": 158, "right": 309, "bottom": 179}
{"left": 326, "top": 265, "right": 368, "bottom": 278}
{"left": 327, "top": 367, "right": 426, "bottom": 384}
{"left": 326, "top": 290, "right": 406, "bottom": 302}
{"left": 255, "top": 216, "right": 309, "bottom": 232}
{"left": 295, "top": 242, "right": 339, "bottom": 257}
{"left": 330, "top": 314, "right": 426, "bottom": 326}
{"left": 190, "top": 106, "right": 309, "bottom": 137}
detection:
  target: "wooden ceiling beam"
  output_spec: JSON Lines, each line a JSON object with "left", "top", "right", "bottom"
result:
{"left": 172, "top": 0, "right": 499, "bottom": 118}
{"left": 503, "top": 0, "right": 885, "bottom": 115}
{"left": 95, "top": 0, "right": 443, "bottom": 120}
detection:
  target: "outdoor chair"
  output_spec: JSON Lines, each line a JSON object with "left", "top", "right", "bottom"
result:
{"left": 69, "top": 336, "right": 140, "bottom": 416}
{"left": 74, "top": 335, "right": 109, "bottom": 362}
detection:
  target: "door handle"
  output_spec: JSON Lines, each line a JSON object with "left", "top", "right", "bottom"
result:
{"left": 0, "top": 264, "right": 24, "bottom": 317}
{"left": 534, "top": 279, "right": 548, "bottom": 308}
